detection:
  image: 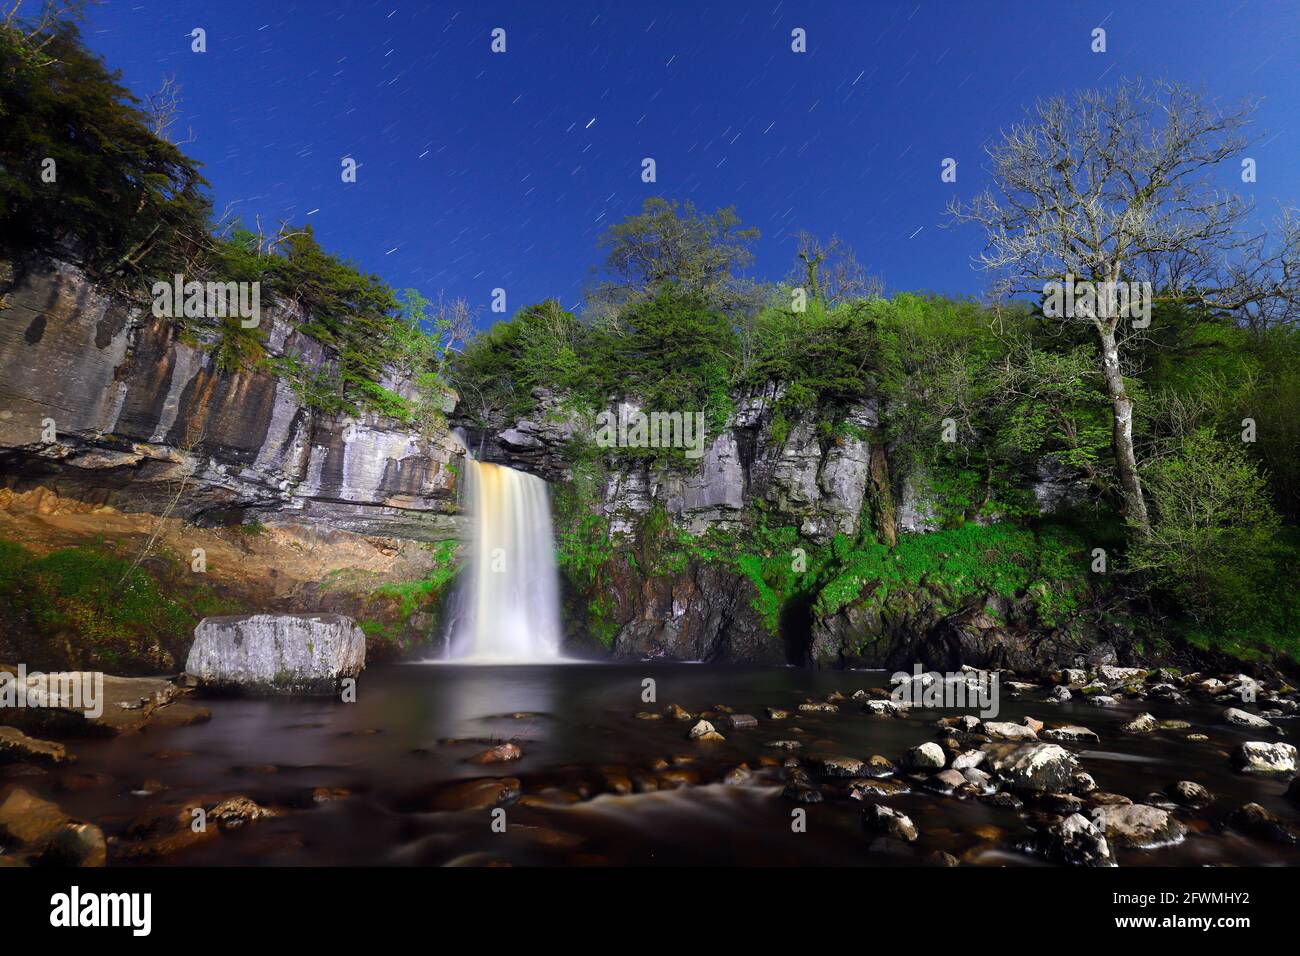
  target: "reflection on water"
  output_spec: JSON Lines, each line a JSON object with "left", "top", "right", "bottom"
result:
{"left": 22, "top": 663, "right": 1300, "bottom": 867}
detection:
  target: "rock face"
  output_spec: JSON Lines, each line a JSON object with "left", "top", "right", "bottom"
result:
{"left": 185, "top": 614, "right": 366, "bottom": 695}
{"left": 0, "top": 257, "right": 465, "bottom": 541}
{"left": 607, "top": 559, "right": 782, "bottom": 663}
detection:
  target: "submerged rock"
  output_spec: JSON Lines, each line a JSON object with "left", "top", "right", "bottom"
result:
{"left": 186, "top": 614, "right": 366, "bottom": 695}
{"left": 468, "top": 743, "right": 523, "bottom": 764}
{"left": 0, "top": 727, "right": 74, "bottom": 766}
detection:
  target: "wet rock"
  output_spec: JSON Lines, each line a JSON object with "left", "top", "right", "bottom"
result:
{"left": 1223, "top": 707, "right": 1273, "bottom": 729}
{"left": 1233, "top": 741, "right": 1297, "bottom": 774}
{"left": 663, "top": 704, "right": 692, "bottom": 720}
{"left": 862, "top": 804, "right": 918, "bottom": 842}
{"left": 1034, "top": 812, "right": 1115, "bottom": 866}
{"left": 927, "top": 850, "right": 960, "bottom": 866}
{"left": 468, "top": 743, "right": 523, "bottom": 764}
{"left": 1158, "top": 719, "right": 1191, "bottom": 730}
{"left": 979, "top": 792, "right": 1024, "bottom": 811}
{"left": 633, "top": 711, "right": 662, "bottom": 720}
{"left": 209, "top": 796, "right": 276, "bottom": 830}
{"left": 1049, "top": 686, "right": 1072, "bottom": 702}
{"left": 1041, "top": 726, "right": 1100, "bottom": 745}
{"left": 865, "top": 755, "right": 897, "bottom": 778}
{"left": 723, "top": 713, "right": 758, "bottom": 730}
{"left": 951, "top": 749, "right": 986, "bottom": 770}
{"left": 187, "top": 614, "right": 366, "bottom": 695}
{"left": 1087, "top": 695, "right": 1118, "bottom": 708}
{"left": 0, "top": 727, "right": 74, "bottom": 767}
{"left": 862, "top": 700, "right": 909, "bottom": 718}
{"left": 765, "top": 707, "right": 789, "bottom": 720}
{"left": 1165, "top": 780, "right": 1213, "bottom": 808}
{"left": 806, "top": 754, "right": 868, "bottom": 778}
{"left": 687, "top": 720, "right": 724, "bottom": 742}
{"left": 983, "top": 721, "right": 1038, "bottom": 741}
{"left": 428, "top": 777, "right": 521, "bottom": 811}
{"left": 986, "top": 743, "right": 1078, "bottom": 792}
{"left": 929, "top": 769, "right": 968, "bottom": 792}
{"left": 1098, "top": 665, "right": 1147, "bottom": 684}
{"left": 847, "top": 778, "right": 910, "bottom": 799}
{"left": 765, "top": 739, "right": 802, "bottom": 751}
{"left": 0, "top": 787, "right": 70, "bottom": 847}
{"left": 798, "top": 702, "right": 838, "bottom": 714}
{"left": 1071, "top": 772, "right": 1098, "bottom": 793}
{"left": 1222, "top": 803, "right": 1299, "bottom": 844}
{"left": 1091, "top": 804, "right": 1186, "bottom": 848}
{"left": 38, "top": 822, "right": 106, "bottom": 867}
{"left": 1120, "top": 713, "right": 1157, "bottom": 734}
{"left": 722, "top": 764, "right": 754, "bottom": 786}
{"left": 1087, "top": 791, "right": 1133, "bottom": 807}
{"left": 902, "top": 742, "right": 946, "bottom": 771}
{"left": 1022, "top": 716, "right": 1045, "bottom": 734}
{"left": 961, "top": 767, "right": 992, "bottom": 790}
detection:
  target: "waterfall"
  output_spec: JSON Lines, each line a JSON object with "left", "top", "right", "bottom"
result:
{"left": 446, "top": 460, "right": 563, "bottom": 661}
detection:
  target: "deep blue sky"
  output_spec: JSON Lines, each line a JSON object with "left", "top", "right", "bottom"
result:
{"left": 81, "top": 0, "right": 1300, "bottom": 321}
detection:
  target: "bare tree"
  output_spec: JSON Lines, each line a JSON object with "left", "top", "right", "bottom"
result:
{"left": 948, "top": 78, "right": 1300, "bottom": 537}
{"left": 790, "top": 231, "right": 884, "bottom": 306}
{"left": 145, "top": 73, "right": 194, "bottom": 146}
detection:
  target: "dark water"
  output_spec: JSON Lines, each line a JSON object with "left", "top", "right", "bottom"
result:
{"left": 29, "top": 663, "right": 1300, "bottom": 866}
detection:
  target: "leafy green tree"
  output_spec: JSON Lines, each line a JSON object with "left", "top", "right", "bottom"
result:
{"left": 1128, "top": 429, "right": 1282, "bottom": 624}
{"left": 0, "top": 17, "right": 210, "bottom": 279}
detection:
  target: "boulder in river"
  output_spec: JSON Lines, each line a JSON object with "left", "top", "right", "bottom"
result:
{"left": 1165, "top": 780, "right": 1213, "bottom": 808}
{"left": 186, "top": 614, "right": 366, "bottom": 695}
{"left": 1233, "top": 741, "right": 1297, "bottom": 774}
{"left": 1223, "top": 707, "right": 1273, "bottom": 729}
{"left": 985, "top": 743, "right": 1078, "bottom": 793}
{"left": 902, "top": 741, "right": 946, "bottom": 771}
{"left": 1034, "top": 812, "right": 1115, "bottom": 866}
{"left": 1223, "top": 803, "right": 1300, "bottom": 845}
{"left": 862, "top": 804, "right": 918, "bottom": 842}
{"left": 806, "top": 753, "right": 868, "bottom": 778}
{"left": 1119, "top": 713, "right": 1157, "bottom": 734}
{"left": 1090, "top": 804, "right": 1186, "bottom": 848}
{"left": 983, "top": 721, "right": 1038, "bottom": 741}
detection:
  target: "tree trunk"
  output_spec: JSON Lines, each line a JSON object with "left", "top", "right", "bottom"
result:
{"left": 1096, "top": 325, "right": 1151, "bottom": 537}
{"left": 868, "top": 443, "right": 898, "bottom": 547}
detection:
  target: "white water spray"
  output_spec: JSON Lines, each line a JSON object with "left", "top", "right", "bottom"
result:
{"left": 446, "top": 460, "right": 562, "bottom": 661}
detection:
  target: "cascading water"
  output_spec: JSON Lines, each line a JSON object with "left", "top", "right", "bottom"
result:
{"left": 445, "top": 460, "right": 563, "bottom": 661}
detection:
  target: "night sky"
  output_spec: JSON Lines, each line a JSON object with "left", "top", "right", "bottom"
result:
{"left": 81, "top": 0, "right": 1300, "bottom": 322}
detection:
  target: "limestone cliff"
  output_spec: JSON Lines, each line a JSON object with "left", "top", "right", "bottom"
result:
{"left": 0, "top": 256, "right": 466, "bottom": 541}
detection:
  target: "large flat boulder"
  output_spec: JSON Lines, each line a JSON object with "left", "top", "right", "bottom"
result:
{"left": 186, "top": 614, "right": 365, "bottom": 695}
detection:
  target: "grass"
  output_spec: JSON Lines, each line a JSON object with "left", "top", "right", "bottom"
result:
{"left": 0, "top": 537, "right": 239, "bottom": 673}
